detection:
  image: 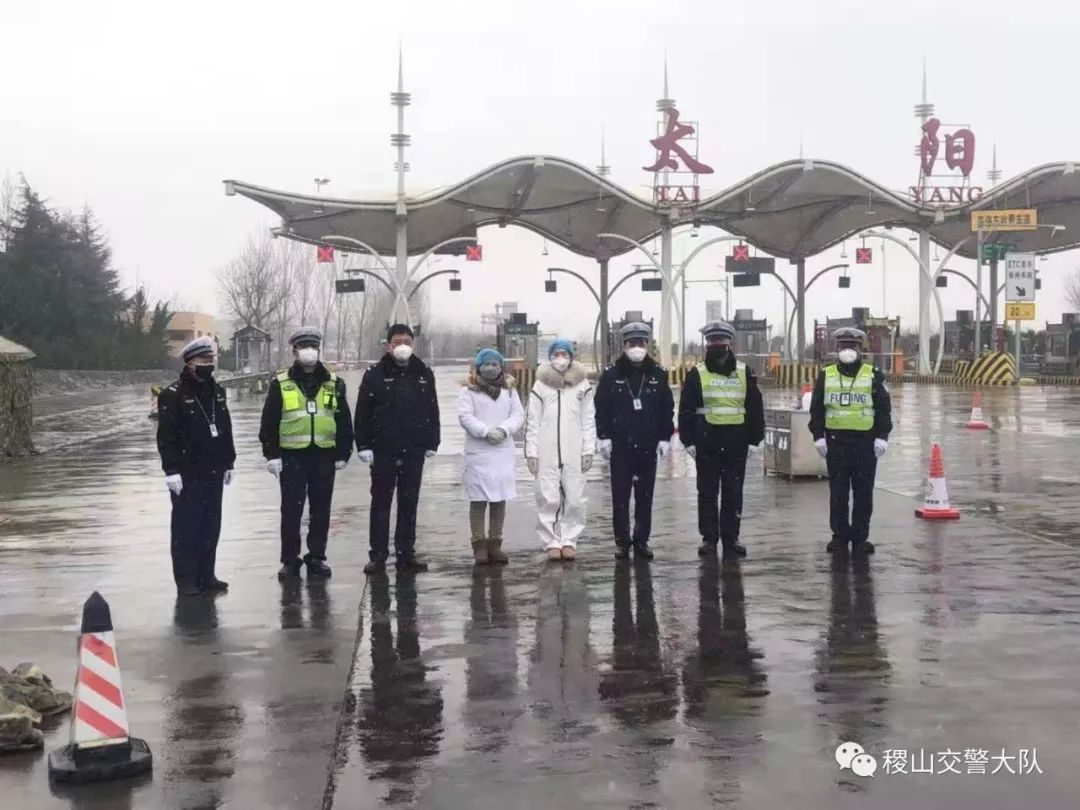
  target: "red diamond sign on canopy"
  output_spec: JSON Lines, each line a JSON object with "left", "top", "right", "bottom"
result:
{"left": 855, "top": 247, "right": 873, "bottom": 264}
{"left": 732, "top": 244, "right": 750, "bottom": 262}
{"left": 317, "top": 245, "right": 335, "bottom": 263}
{"left": 466, "top": 244, "right": 483, "bottom": 262}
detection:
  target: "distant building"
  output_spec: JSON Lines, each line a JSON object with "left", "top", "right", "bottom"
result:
{"left": 1044, "top": 313, "right": 1080, "bottom": 373}
{"left": 165, "top": 312, "right": 219, "bottom": 359}
{"left": 821, "top": 307, "right": 901, "bottom": 369}
{"left": 943, "top": 310, "right": 993, "bottom": 358}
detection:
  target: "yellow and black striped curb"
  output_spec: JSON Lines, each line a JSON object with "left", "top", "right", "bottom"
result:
{"left": 956, "top": 351, "right": 1016, "bottom": 385}
{"left": 766, "top": 363, "right": 821, "bottom": 387}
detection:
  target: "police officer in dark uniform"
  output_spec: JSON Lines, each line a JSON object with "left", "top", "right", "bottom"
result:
{"left": 809, "top": 327, "right": 892, "bottom": 556}
{"left": 678, "top": 321, "right": 765, "bottom": 559}
{"left": 259, "top": 326, "right": 353, "bottom": 580}
{"left": 595, "top": 321, "right": 675, "bottom": 560}
{"left": 157, "top": 337, "right": 236, "bottom": 596}
{"left": 355, "top": 324, "right": 440, "bottom": 575}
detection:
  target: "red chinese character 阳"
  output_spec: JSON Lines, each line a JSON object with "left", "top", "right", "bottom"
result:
{"left": 643, "top": 108, "right": 714, "bottom": 174}
{"left": 920, "top": 118, "right": 942, "bottom": 176}
{"left": 945, "top": 128, "right": 976, "bottom": 177}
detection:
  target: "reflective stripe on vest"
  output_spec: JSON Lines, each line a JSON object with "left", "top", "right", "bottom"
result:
{"left": 278, "top": 371, "right": 338, "bottom": 449}
{"left": 697, "top": 362, "right": 747, "bottom": 425}
{"left": 824, "top": 364, "right": 874, "bottom": 431}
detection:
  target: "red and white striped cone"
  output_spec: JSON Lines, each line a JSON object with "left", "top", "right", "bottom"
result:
{"left": 915, "top": 443, "right": 961, "bottom": 520}
{"left": 966, "top": 390, "right": 990, "bottom": 430}
{"left": 49, "top": 592, "right": 152, "bottom": 784}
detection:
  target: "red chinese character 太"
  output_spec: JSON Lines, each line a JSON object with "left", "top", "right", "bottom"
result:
{"left": 920, "top": 118, "right": 942, "bottom": 176}
{"left": 644, "top": 108, "right": 714, "bottom": 174}
{"left": 945, "top": 127, "right": 976, "bottom": 177}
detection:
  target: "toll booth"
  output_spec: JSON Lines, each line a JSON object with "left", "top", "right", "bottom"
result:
{"left": 943, "top": 311, "right": 994, "bottom": 359}
{"left": 496, "top": 312, "right": 540, "bottom": 367}
{"left": 608, "top": 311, "right": 655, "bottom": 367}
{"left": 1043, "top": 313, "right": 1080, "bottom": 374}
{"left": 731, "top": 309, "right": 768, "bottom": 375}
{"left": 822, "top": 308, "right": 901, "bottom": 371}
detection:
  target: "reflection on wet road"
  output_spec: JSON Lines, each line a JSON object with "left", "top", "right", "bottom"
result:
{"left": 2, "top": 372, "right": 1080, "bottom": 808}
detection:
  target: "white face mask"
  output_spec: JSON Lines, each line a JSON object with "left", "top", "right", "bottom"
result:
{"left": 838, "top": 348, "right": 859, "bottom": 364}
{"left": 479, "top": 363, "right": 502, "bottom": 381}
{"left": 551, "top": 356, "right": 570, "bottom": 372}
{"left": 297, "top": 347, "right": 319, "bottom": 366}
{"left": 392, "top": 344, "right": 414, "bottom": 362}
{"left": 626, "top": 347, "right": 647, "bottom": 363}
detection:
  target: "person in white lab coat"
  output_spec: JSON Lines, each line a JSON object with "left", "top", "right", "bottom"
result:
{"left": 458, "top": 349, "right": 525, "bottom": 565}
{"left": 525, "top": 339, "right": 597, "bottom": 561}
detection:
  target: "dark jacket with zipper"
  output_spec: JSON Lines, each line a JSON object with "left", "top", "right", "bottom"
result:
{"left": 157, "top": 368, "right": 236, "bottom": 477}
{"left": 677, "top": 351, "right": 765, "bottom": 450}
{"left": 808, "top": 361, "right": 892, "bottom": 442}
{"left": 259, "top": 361, "right": 353, "bottom": 463}
{"left": 595, "top": 355, "right": 675, "bottom": 453}
{"left": 355, "top": 354, "right": 440, "bottom": 454}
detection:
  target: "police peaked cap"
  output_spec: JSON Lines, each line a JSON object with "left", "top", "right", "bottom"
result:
{"left": 701, "top": 321, "right": 735, "bottom": 340}
{"left": 181, "top": 336, "right": 215, "bottom": 363}
{"left": 832, "top": 327, "right": 867, "bottom": 344}
{"left": 288, "top": 326, "right": 322, "bottom": 348}
{"left": 619, "top": 322, "right": 651, "bottom": 342}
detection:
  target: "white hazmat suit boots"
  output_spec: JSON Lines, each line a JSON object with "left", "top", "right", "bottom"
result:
{"left": 525, "top": 361, "right": 596, "bottom": 558}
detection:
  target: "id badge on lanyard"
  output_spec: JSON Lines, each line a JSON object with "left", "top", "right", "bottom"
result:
{"left": 632, "top": 398, "right": 643, "bottom": 411}
{"left": 209, "top": 424, "right": 219, "bottom": 438}
{"left": 307, "top": 400, "right": 318, "bottom": 415}
{"left": 839, "top": 392, "right": 851, "bottom": 407}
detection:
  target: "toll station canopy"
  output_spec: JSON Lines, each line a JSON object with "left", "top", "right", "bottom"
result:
{"left": 226, "top": 157, "right": 1080, "bottom": 261}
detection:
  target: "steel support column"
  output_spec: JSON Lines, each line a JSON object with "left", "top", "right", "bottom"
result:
{"left": 989, "top": 256, "right": 999, "bottom": 342}
{"left": 918, "top": 231, "right": 931, "bottom": 374}
{"left": 659, "top": 222, "right": 674, "bottom": 367}
{"left": 795, "top": 259, "right": 806, "bottom": 362}
{"left": 599, "top": 257, "right": 610, "bottom": 368}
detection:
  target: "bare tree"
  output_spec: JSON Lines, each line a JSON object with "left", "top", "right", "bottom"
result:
{"left": 218, "top": 235, "right": 280, "bottom": 329}
{"left": 1066, "top": 268, "right": 1080, "bottom": 313}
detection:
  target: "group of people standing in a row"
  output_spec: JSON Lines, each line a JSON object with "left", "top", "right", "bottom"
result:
{"left": 157, "top": 320, "right": 891, "bottom": 596}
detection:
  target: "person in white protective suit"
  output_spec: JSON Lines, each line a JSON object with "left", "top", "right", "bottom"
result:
{"left": 525, "top": 339, "right": 597, "bottom": 561}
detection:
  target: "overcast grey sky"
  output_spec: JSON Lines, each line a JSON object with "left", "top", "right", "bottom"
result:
{"left": 5, "top": 0, "right": 1079, "bottom": 342}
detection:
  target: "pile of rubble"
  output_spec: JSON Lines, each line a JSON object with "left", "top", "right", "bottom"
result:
{"left": 0, "top": 664, "right": 72, "bottom": 753}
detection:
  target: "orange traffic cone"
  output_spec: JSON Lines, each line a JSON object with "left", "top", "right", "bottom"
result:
{"left": 49, "top": 592, "right": 152, "bottom": 784}
{"left": 966, "top": 390, "right": 990, "bottom": 430}
{"left": 915, "top": 443, "right": 961, "bottom": 520}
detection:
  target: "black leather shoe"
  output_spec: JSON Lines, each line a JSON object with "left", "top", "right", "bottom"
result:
{"left": 278, "top": 560, "right": 302, "bottom": 580}
{"left": 614, "top": 544, "right": 631, "bottom": 560}
{"left": 826, "top": 536, "right": 849, "bottom": 554}
{"left": 204, "top": 578, "right": 229, "bottom": 592}
{"left": 364, "top": 559, "right": 386, "bottom": 575}
{"left": 851, "top": 540, "right": 876, "bottom": 555}
{"left": 176, "top": 584, "right": 203, "bottom": 597}
{"left": 698, "top": 542, "right": 718, "bottom": 556}
{"left": 306, "top": 559, "right": 332, "bottom": 578}
{"left": 396, "top": 557, "right": 428, "bottom": 573}
{"left": 721, "top": 542, "right": 747, "bottom": 559}
{"left": 633, "top": 543, "right": 654, "bottom": 561}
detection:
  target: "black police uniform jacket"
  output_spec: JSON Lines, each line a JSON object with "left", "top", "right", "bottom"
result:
{"left": 677, "top": 351, "right": 765, "bottom": 450}
{"left": 595, "top": 355, "right": 675, "bottom": 452}
{"left": 258, "top": 361, "right": 354, "bottom": 463}
{"left": 354, "top": 354, "right": 441, "bottom": 454}
{"left": 156, "top": 368, "right": 236, "bottom": 476}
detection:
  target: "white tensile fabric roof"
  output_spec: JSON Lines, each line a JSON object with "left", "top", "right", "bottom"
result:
{"left": 226, "top": 157, "right": 1080, "bottom": 261}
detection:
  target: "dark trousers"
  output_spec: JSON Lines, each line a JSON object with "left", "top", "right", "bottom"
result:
{"left": 696, "top": 443, "right": 748, "bottom": 545}
{"left": 169, "top": 470, "right": 224, "bottom": 590}
{"left": 279, "top": 451, "right": 337, "bottom": 563}
{"left": 610, "top": 447, "right": 658, "bottom": 546}
{"left": 369, "top": 450, "right": 426, "bottom": 562}
{"left": 825, "top": 434, "right": 878, "bottom": 544}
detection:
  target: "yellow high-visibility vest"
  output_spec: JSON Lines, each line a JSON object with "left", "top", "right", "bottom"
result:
{"left": 697, "top": 363, "right": 747, "bottom": 425}
{"left": 278, "top": 371, "right": 338, "bottom": 449}
{"left": 824, "top": 364, "right": 874, "bottom": 431}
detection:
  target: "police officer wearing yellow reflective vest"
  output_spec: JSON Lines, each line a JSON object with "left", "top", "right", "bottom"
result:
{"left": 260, "top": 327, "right": 353, "bottom": 579}
{"left": 809, "top": 327, "right": 892, "bottom": 556}
{"left": 678, "top": 321, "right": 765, "bottom": 559}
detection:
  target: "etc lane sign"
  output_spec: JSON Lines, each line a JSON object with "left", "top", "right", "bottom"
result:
{"left": 1005, "top": 254, "right": 1037, "bottom": 301}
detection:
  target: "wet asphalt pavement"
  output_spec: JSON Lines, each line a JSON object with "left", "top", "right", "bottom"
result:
{"left": 2, "top": 371, "right": 1079, "bottom": 808}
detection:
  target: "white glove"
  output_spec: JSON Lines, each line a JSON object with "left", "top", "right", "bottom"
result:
{"left": 224, "top": 470, "right": 233, "bottom": 486}
{"left": 581, "top": 455, "right": 593, "bottom": 473}
{"left": 425, "top": 450, "right": 437, "bottom": 458}
{"left": 657, "top": 441, "right": 670, "bottom": 460}
{"left": 335, "top": 460, "right": 348, "bottom": 471}
{"left": 527, "top": 457, "right": 539, "bottom": 476}
{"left": 485, "top": 427, "right": 507, "bottom": 445}
{"left": 685, "top": 445, "right": 697, "bottom": 460}
{"left": 165, "top": 474, "right": 183, "bottom": 495}
{"left": 266, "top": 458, "right": 283, "bottom": 477}
{"left": 598, "top": 438, "right": 612, "bottom": 459}
{"left": 874, "top": 438, "right": 888, "bottom": 459}
{"left": 358, "top": 450, "right": 374, "bottom": 464}
{"left": 815, "top": 438, "right": 828, "bottom": 458}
